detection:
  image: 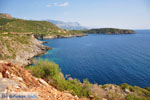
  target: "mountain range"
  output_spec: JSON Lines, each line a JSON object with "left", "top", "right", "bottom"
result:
{"left": 46, "top": 20, "right": 87, "bottom": 30}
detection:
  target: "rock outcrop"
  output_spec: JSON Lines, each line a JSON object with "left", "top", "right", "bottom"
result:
{"left": 0, "top": 61, "right": 87, "bottom": 100}
{"left": 0, "top": 35, "right": 51, "bottom": 66}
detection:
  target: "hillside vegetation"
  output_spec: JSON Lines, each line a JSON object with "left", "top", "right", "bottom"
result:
{"left": 0, "top": 13, "right": 83, "bottom": 36}
{"left": 26, "top": 59, "right": 91, "bottom": 98}
{"left": 0, "top": 61, "right": 86, "bottom": 100}
{"left": 0, "top": 18, "right": 65, "bottom": 35}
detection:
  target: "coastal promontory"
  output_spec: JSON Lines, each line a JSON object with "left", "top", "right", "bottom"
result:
{"left": 83, "top": 28, "right": 136, "bottom": 34}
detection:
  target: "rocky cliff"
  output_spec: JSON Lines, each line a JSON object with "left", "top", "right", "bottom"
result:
{"left": 0, "top": 34, "right": 50, "bottom": 66}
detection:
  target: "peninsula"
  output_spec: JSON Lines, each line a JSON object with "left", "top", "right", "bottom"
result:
{"left": 83, "top": 28, "right": 136, "bottom": 34}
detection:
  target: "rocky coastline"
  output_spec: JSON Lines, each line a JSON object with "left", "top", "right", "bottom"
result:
{"left": 0, "top": 33, "right": 88, "bottom": 66}
{"left": 34, "top": 33, "right": 88, "bottom": 39}
{"left": 24, "top": 33, "right": 87, "bottom": 64}
{"left": 13, "top": 38, "right": 51, "bottom": 66}
{"left": 0, "top": 35, "right": 51, "bottom": 66}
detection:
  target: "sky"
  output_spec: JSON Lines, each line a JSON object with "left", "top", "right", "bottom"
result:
{"left": 0, "top": 0, "right": 150, "bottom": 29}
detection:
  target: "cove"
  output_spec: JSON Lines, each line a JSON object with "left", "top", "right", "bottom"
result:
{"left": 38, "top": 30, "right": 150, "bottom": 88}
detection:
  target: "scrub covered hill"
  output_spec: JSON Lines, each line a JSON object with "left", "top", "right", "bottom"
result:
{"left": 0, "top": 18, "right": 65, "bottom": 35}
{"left": 83, "top": 28, "right": 136, "bottom": 34}
{"left": 0, "top": 13, "right": 83, "bottom": 36}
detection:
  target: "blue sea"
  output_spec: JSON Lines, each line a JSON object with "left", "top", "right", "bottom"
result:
{"left": 39, "top": 30, "right": 150, "bottom": 88}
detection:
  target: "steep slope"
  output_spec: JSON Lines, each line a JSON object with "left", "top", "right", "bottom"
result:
{"left": 0, "top": 61, "right": 87, "bottom": 100}
{"left": 0, "top": 34, "right": 50, "bottom": 65}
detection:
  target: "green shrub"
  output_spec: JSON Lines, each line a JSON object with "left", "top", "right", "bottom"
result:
{"left": 145, "top": 87, "right": 150, "bottom": 91}
{"left": 26, "top": 59, "right": 60, "bottom": 78}
{"left": 126, "top": 95, "right": 142, "bottom": 100}
{"left": 126, "top": 94, "right": 150, "bottom": 100}
{"left": 121, "top": 84, "right": 150, "bottom": 100}
{"left": 26, "top": 59, "right": 91, "bottom": 97}
{"left": 120, "top": 83, "right": 135, "bottom": 92}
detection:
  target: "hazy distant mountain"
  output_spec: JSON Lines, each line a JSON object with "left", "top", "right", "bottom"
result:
{"left": 46, "top": 20, "right": 87, "bottom": 30}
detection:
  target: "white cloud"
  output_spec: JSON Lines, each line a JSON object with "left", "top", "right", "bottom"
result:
{"left": 46, "top": 2, "right": 69, "bottom": 7}
{"left": 54, "top": 2, "right": 69, "bottom": 7}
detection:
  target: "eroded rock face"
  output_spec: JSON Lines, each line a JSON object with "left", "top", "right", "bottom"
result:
{"left": 14, "top": 37, "right": 51, "bottom": 65}
{"left": 0, "top": 35, "right": 51, "bottom": 66}
{"left": 0, "top": 61, "right": 87, "bottom": 100}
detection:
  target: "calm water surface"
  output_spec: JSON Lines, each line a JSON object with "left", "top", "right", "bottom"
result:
{"left": 39, "top": 30, "right": 150, "bottom": 87}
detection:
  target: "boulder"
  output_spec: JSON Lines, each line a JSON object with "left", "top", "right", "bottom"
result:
{"left": 124, "top": 88, "right": 131, "bottom": 94}
{"left": 38, "top": 78, "right": 49, "bottom": 86}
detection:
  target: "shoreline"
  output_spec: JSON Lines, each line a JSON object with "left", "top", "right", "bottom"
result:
{"left": 34, "top": 33, "right": 88, "bottom": 39}
{"left": 18, "top": 33, "right": 88, "bottom": 66}
{"left": 20, "top": 39, "right": 51, "bottom": 66}
{"left": 0, "top": 33, "right": 87, "bottom": 66}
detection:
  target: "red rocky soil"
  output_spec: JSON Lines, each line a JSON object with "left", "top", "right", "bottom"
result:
{"left": 0, "top": 61, "right": 88, "bottom": 100}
